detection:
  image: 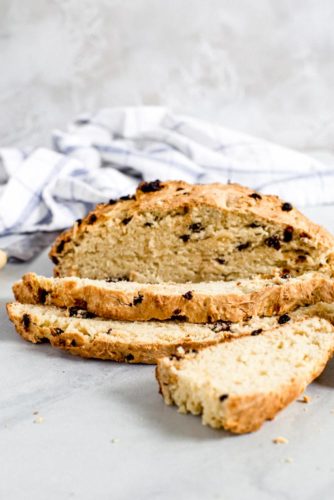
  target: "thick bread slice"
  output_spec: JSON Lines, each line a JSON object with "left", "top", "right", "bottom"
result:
{"left": 7, "top": 302, "right": 267, "bottom": 364}
{"left": 156, "top": 316, "right": 334, "bottom": 433}
{"left": 49, "top": 180, "right": 334, "bottom": 283}
{"left": 7, "top": 301, "right": 334, "bottom": 364}
{"left": 13, "top": 272, "right": 334, "bottom": 323}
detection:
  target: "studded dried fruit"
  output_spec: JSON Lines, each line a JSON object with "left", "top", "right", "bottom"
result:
{"left": 56, "top": 241, "right": 65, "bottom": 254}
{"left": 278, "top": 314, "right": 290, "bottom": 324}
{"left": 122, "top": 217, "right": 132, "bottom": 225}
{"left": 216, "top": 258, "right": 225, "bottom": 264}
{"left": 249, "top": 193, "right": 262, "bottom": 200}
{"left": 237, "top": 242, "right": 250, "bottom": 251}
{"left": 22, "top": 313, "right": 30, "bottom": 330}
{"left": 170, "top": 314, "right": 188, "bottom": 322}
{"left": 38, "top": 288, "right": 48, "bottom": 304}
{"left": 265, "top": 236, "right": 281, "bottom": 250}
{"left": 283, "top": 226, "right": 294, "bottom": 243}
{"left": 139, "top": 180, "right": 163, "bottom": 193}
{"left": 189, "top": 222, "right": 204, "bottom": 233}
{"left": 88, "top": 214, "right": 97, "bottom": 224}
{"left": 133, "top": 294, "right": 144, "bottom": 306}
{"left": 282, "top": 202, "right": 293, "bottom": 212}
{"left": 119, "top": 194, "right": 135, "bottom": 201}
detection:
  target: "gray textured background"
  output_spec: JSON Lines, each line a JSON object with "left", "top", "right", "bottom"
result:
{"left": 1, "top": 0, "right": 334, "bottom": 166}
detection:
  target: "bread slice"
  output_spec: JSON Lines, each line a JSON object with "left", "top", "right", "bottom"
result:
{"left": 49, "top": 180, "right": 334, "bottom": 283}
{"left": 7, "top": 300, "right": 334, "bottom": 364}
{"left": 7, "top": 302, "right": 263, "bottom": 364}
{"left": 157, "top": 315, "right": 334, "bottom": 433}
{"left": 13, "top": 271, "right": 334, "bottom": 323}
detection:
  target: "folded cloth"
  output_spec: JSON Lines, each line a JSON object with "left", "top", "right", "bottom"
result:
{"left": 1, "top": 106, "right": 333, "bottom": 261}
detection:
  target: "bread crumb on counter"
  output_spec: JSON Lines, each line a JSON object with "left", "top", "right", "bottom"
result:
{"left": 273, "top": 436, "right": 289, "bottom": 444}
{"left": 298, "top": 395, "right": 311, "bottom": 404}
{"left": 33, "top": 416, "right": 44, "bottom": 424}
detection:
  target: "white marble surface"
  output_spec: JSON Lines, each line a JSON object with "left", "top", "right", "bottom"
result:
{"left": 0, "top": 206, "right": 334, "bottom": 500}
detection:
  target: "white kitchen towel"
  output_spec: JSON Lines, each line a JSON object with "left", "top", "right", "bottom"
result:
{"left": 1, "top": 106, "right": 333, "bottom": 261}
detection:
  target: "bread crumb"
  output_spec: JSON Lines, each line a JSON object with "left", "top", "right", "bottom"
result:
{"left": 298, "top": 395, "right": 311, "bottom": 404}
{"left": 273, "top": 436, "right": 288, "bottom": 444}
{"left": 33, "top": 416, "right": 44, "bottom": 424}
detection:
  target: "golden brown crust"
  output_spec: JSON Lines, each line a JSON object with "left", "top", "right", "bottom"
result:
{"left": 49, "top": 180, "right": 334, "bottom": 279}
{"left": 6, "top": 303, "right": 223, "bottom": 364}
{"left": 218, "top": 363, "right": 328, "bottom": 433}
{"left": 13, "top": 272, "right": 334, "bottom": 323}
{"left": 156, "top": 348, "right": 333, "bottom": 434}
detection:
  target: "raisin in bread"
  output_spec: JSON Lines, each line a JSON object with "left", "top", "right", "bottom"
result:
{"left": 49, "top": 181, "right": 334, "bottom": 283}
{"left": 13, "top": 271, "right": 334, "bottom": 323}
{"left": 157, "top": 315, "right": 334, "bottom": 433}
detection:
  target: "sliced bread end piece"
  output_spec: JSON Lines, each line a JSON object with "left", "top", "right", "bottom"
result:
{"left": 7, "top": 302, "right": 245, "bottom": 364}
{"left": 157, "top": 317, "right": 334, "bottom": 433}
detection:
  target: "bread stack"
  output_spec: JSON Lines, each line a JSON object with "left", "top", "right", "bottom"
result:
{"left": 7, "top": 181, "right": 334, "bottom": 433}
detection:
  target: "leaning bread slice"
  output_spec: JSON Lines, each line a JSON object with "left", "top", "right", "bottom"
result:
{"left": 7, "top": 301, "right": 334, "bottom": 364}
{"left": 13, "top": 271, "right": 334, "bottom": 323}
{"left": 6, "top": 302, "right": 325, "bottom": 364}
{"left": 7, "top": 302, "right": 271, "bottom": 364}
{"left": 49, "top": 180, "right": 334, "bottom": 283}
{"left": 157, "top": 315, "right": 334, "bottom": 433}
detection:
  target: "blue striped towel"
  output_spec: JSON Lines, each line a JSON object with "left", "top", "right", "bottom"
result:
{"left": 1, "top": 107, "right": 333, "bottom": 261}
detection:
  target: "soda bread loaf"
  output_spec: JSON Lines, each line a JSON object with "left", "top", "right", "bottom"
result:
{"left": 13, "top": 271, "right": 334, "bottom": 323}
{"left": 7, "top": 302, "right": 287, "bottom": 363}
{"left": 49, "top": 180, "right": 334, "bottom": 283}
{"left": 156, "top": 314, "right": 334, "bottom": 433}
